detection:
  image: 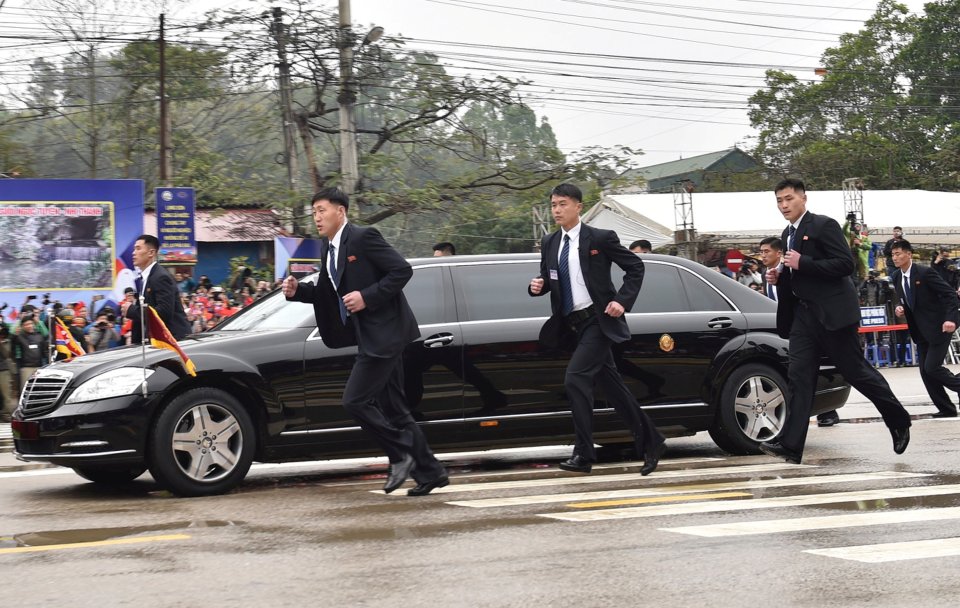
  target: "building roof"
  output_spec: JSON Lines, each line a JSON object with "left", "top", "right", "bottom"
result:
{"left": 625, "top": 148, "right": 747, "bottom": 182}
{"left": 144, "top": 209, "right": 285, "bottom": 242}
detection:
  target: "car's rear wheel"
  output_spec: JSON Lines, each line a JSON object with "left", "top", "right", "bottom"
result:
{"left": 148, "top": 388, "right": 255, "bottom": 497}
{"left": 709, "top": 363, "right": 787, "bottom": 455}
{"left": 73, "top": 465, "right": 147, "bottom": 485}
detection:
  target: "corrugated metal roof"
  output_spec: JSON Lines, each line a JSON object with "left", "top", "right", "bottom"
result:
{"left": 625, "top": 148, "right": 740, "bottom": 181}
{"left": 144, "top": 209, "right": 285, "bottom": 242}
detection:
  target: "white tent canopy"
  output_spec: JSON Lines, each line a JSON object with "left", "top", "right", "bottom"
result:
{"left": 584, "top": 190, "right": 960, "bottom": 248}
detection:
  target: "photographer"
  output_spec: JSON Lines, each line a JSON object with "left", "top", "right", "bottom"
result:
{"left": 737, "top": 259, "right": 762, "bottom": 288}
{"left": 843, "top": 213, "right": 871, "bottom": 283}
{"left": 14, "top": 316, "right": 47, "bottom": 386}
{"left": 932, "top": 247, "right": 960, "bottom": 292}
{"left": 0, "top": 321, "right": 14, "bottom": 421}
{"left": 87, "top": 311, "right": 119, "bottom": 352}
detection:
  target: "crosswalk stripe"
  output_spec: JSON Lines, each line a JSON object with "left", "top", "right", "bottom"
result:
{"left": 568, "top": 491, "right": 752, "bottom": 508}
{"left": 376, "top": 462, "right": 816, "bottom": 495}
{"left": 446, "top": 471, "right": 928, "bottom": 508}
{"left": 804, "top": 537, "right": 960, "bottom": 563}
{"left": 539, "top": 483, "right": 960, "bottom": 522}
{"left": 662, "top": 506, "right": 960, "bottom": 537}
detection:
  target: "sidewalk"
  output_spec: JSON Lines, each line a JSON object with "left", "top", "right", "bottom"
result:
{"left": 0, "top": 365, "right": 953, "bottom": 458}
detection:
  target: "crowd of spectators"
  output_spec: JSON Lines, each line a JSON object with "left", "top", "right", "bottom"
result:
{"left": 0, "top": 268, "right": 280, "bottom": 418}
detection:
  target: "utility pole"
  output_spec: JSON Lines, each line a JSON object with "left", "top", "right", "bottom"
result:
{"left": 88, "top": 43, "right": 97, "bottom": 178}
{"left": 673, "top": 180, "right": 697, "bottom": 261}
{"left": 337, "top": 0, "right": 359, "bottom": 200}
{"left": 158, "top": 13, "right": 173, "bottom": 186}
{"left": 272, "top": 6, "right": 301, "bottom": 233}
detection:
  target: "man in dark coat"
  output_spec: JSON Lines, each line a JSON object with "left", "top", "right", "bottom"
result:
{"left": 283, "top": 188, "right": 447, "bottom": 496}
{"left": 890, "top": 240, "right": 960, "bottom": 417}
{"left": 122, "top": 234, "right": 192, "bottom": 343}
{"left": 529, "top": 183, "right": 664, "bottom": 476}
{"left": 762, "top": 178, "right": 911, "bottom": 464}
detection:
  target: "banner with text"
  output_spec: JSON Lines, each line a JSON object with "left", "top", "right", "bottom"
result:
{"left": 156, "top": 187, "right": 197, "bottom": 265}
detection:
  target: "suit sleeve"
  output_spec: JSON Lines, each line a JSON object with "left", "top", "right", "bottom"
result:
{"left": 149, "top": 270, "right": 181, "bottom": 325}
{"left": 797, "top": 217, "right": 855, "bottom": 278}
{"left": 923, "top": 266, "right": 960, "bottom": 325}
{"left": 604, "top": 230, "right": 645, "bottom": 309}
{"left": 287, "top": 279, "right": 320, "bottom": 303}
{"left": 358, "top": 228, "right": 412, "bottom": 311}
{"left": 529, "top": 234, "right": 551, "bottom": 297}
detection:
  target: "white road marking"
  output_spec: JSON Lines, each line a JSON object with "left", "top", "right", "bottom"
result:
{"left": 663, "top": 506, "right": 960, "bottom": 537}
{"left": 540, "top": 483, "right": 960, "bottom": 521}
{"left": 446, "top": 471, "right": 929, "bottom": 508}
{"left": 374, "top": 463, "right": 817, "bottom": 495}
{"left": 805, "top": 537, "right": 960, "bottom": 563}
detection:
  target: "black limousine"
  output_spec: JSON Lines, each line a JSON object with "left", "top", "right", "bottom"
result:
{"left": 12, "top": 253, "right": 849, "bottom": 496}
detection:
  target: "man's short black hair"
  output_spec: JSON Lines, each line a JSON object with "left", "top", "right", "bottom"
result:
{"left": 432, "top": 242, "right": 456, "bottom": 255}
{"left": 891, "top": 239, "right": 913, "bottom": 253}
{"left": 312, "top": 187, "right": 350, "bottom": 209}
{"left": 629, "top": 239, "right": 652, "bottom": 251}
{"left": 551, "top": 183, "right": 583, "bottom": 203}
{"left": 774, "top": 177, "right": 805, "bottom": 194}
{"left": 136, "top": 234, "right": 160, "bottom": 250}
{"left": 893, "top": 226, "right": 902, "bottom": 230}
{"left": 760, "top": 236, "right": 783, "bottom": 251}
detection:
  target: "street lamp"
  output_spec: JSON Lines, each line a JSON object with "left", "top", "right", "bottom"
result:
{"left": 338, "top": 1, "right": 383, "bottom": 201}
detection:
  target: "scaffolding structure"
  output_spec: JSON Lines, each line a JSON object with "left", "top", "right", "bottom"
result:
{"left": 673, "top": 180, "right": 697, "bottom": 260}
{"left": 842, "top": 177, "right": 865, "bottom": 224}
{"left": 531, "top": 204, "right": 550, "bottom": 251}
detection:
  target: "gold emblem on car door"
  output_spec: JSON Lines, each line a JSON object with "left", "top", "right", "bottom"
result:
{"left": 659, "top": 334, "right": 675, "bottom": 353}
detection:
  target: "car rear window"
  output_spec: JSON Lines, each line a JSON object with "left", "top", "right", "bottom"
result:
{"left": 455, "top": 262, "right": 551, "bottom": 321}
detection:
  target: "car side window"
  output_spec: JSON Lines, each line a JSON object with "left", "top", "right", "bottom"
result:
{"left": 404, "top": 266, "right": 445, "bottom": 325}
{"left": 455, "top": 262, "right": 551, "bottom": 321}
{"left": 612, "top": 262, "right": 690, "bottom": 313}
{"left": 680, "top": 268, "right": 734, "bottom": 311}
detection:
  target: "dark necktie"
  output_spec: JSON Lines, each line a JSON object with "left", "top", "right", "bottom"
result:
{"left": 787, "top": 224, "right": 796, "bottom": 251}
{"left": 766, "top": 281, "right": 777, "bottom": 301}
{"left": 558, "top": 234, "right": 574, "bottom": 316}
{"left": 903, "top": 274, "right": 913, "bottom": 309}
{"left": 329, "top": 244, "right": 347, "bottom": 324}
{"left": 134, "top": 273, "right": 143, "bottom": 296}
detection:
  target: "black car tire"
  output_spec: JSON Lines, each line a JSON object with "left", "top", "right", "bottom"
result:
{"left": 73, "top": 465, "right": 147, "bottom": 485}
{"left": 709, "top": 363, "right": 787, "bottom": 455}
{"left": 148, "top": 388, "right": 256, "bottom": 497}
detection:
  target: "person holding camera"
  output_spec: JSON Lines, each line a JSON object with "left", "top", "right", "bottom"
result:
{"left": 932, "top": 247, "right": 960, "bottom": 293}
{"left": 87, "top": 311, "right": 119, "bottom": 352}
{"left": 843, "top": 213, "right": 871, "bottom": 283}
{"left": 737, "top": 259, "right": 762, "bottom": 288}
{"left": 0, "top": 322, "right": 15, "bottom": 421}
{"left": 14, "top": 316, "right": 47, "bottom": 386}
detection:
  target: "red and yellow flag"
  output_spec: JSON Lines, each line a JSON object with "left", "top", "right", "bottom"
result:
{"left": 54, "top": 317, "right": 85, "bottom": 359}
{"left": 146, "top": 305, "right": 197, "bottom": 376}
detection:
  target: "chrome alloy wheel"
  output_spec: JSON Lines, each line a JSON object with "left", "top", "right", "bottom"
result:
{"left": 733, "top": 375, "right": 786, "bottom": 442}
{"left": 171, "top": 403, "right": 244, "bottom": 482}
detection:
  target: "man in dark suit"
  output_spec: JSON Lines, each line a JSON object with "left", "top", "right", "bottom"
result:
{"left": 282, "top": 188, "right": 447, "bottom": 496}
{"left": 122, "top": 234, "right": 192, "bottom": 342}
{"left": 762, "top": 178, "right": 911, "bottom": 464}
{"left": 529, "top": 183, "right": 665, "bottom": 476}
{"left": 890, "top": 240, "right": 960, "bottom": 417}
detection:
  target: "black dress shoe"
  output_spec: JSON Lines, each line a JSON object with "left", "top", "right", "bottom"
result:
{"left": 758, "top": 441, "right": 802, "bottom": 464}
{"left": 407, "top": 476, "right": 450, "bottom": 496}
{"left": 932, "top": 411, "right": 958, "bottom": 418}
{"left": 891, "top": 427, "right": 910, "bottom": 454}
{"left": 640, "top": 441, "right": 666, "bottom": 476}
{"left": 383, "top": 454, "right": 415, "bottom": 494}
{"left": 817, "top": 412, "right": 840, "bottom": 427}
{"left": 558, "top": 454, "right": 592, "bottom": 473}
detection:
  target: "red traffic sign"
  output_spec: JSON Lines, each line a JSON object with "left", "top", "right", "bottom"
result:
{"left": 724, "top": 249, "right": 744, "bottom": 273}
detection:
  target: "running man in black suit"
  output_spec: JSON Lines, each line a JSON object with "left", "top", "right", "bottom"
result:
{"left": 762, "top": 178, "right": 911, "bottom": 464}
{"left": 529, "top": 183, "right": 665, "bottom": 476}
{"left": 122, "top": 234, "right": 192, "bottom": 342}
{"left": 890, "top": 240, "right": 960, "bottom": 417}
{"left": 282, "top": 188, "right": 447, "bottom": 496}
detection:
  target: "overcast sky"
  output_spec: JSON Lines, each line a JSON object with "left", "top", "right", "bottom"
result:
{"left": 1, "top": 0, "right": 933, "bottom": 169}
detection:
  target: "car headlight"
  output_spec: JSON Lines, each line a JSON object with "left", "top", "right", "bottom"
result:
{"left": 65, "top": 367, "right": 156, "bottom": 404}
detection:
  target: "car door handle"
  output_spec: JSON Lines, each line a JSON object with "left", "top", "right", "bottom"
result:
{"left": 707, "top": 317, "right": 733, "bottom": 329}
{"left": 423, "top": 333, "right": 455, "bottom": 348}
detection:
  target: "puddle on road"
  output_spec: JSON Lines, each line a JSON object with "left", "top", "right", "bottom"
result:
{"left": 0, "top": 520, "right": 239, "bottom": 549}
{"left": 316, "top": 516, "right": 549, "bottom": 543}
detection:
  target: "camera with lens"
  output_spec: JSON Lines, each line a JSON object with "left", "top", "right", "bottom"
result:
{"left": 25, "top": 294, "right": 37, "bottom": 301}
{"left": 846, "top": 211, "right": 857, "bottom": 222}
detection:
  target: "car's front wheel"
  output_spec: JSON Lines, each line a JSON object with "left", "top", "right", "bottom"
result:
{"left": 148, "top": 388, "right": 256, "bottom": 497}
{"left": 709, "top": 363, "right": 787, "bottom": 455}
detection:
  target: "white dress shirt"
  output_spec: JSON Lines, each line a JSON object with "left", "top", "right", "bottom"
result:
{"left": 327, "top": 220, "right": 348, "bottom": 290}
{"left": 138, "top": 261, "right": 157, "bottom": 295}
{"left": 559, "top": 222, "right": 593, "bottom": 312}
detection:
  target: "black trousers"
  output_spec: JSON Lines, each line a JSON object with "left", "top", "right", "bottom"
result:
{"left": 917, "top": 339, "right": 960, "bottom": 415}
{"left": 782, "top": 303, "right": 911, "bottom": 454}
{"left": 565, "top": 316, "right": 663, "bottom": 462}
{"left": 342, "top": 353, "right": 446, "bottom": 482}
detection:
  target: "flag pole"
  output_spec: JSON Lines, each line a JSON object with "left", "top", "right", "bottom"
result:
{"left": 139, "top": 295, "right": 147, "bottom": 397}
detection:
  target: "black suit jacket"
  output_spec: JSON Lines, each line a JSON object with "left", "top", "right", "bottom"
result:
{"left": 775, "top": 212, "right": 859, "bottom": 338}
{"left": 289, "top": 223, "right": 420, "bottom": 358}
{"left": 530, "top": 223, "right": 644, "bottom": 348}
{"left": 126, "top": 263, "right": 192, "bottom": 342}
{"left": 891, "top": 263, "right": 960, "bottom": 345}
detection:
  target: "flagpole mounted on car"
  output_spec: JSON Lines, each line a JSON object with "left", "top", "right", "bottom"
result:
{"left": 139, "top": 295, "right": 147, "bottom": 397}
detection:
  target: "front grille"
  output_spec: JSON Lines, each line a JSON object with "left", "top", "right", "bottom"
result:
{"left": 19, "top": 370, "right": 73, "bottom": 417}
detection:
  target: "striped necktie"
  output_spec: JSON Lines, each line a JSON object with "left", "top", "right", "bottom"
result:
{"left": 558, "top": 234, "right": 574, "bottom": 316}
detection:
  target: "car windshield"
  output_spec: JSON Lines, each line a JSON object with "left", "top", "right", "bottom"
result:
{"left": 214, "top": 276, "right": 318, "bottom": 331}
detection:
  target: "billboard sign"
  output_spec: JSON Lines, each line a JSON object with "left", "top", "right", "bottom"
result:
{"left": 156, "top": 187, "right": 197, "bottom": 265}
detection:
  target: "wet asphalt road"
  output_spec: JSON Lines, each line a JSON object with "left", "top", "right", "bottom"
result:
{"left": 2, "top": 368, "right": 960, "bottom": 608}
